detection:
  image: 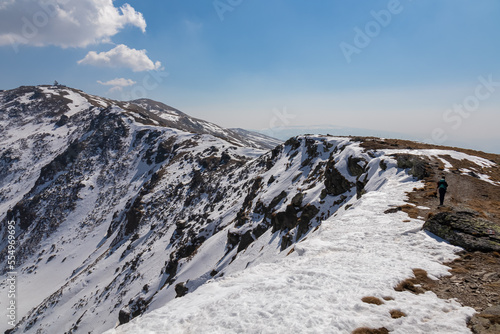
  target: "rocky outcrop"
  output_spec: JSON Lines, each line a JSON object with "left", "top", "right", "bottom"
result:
{"left": 175, "top": 282, "right": 189, "bottom": 298}
{"left": 347, "top": 156, "right": 366, "bottom": 177}
{"left": 469, "top": 304, "right": 500, "bottom": 333}
{"left": 323, "top": 159, "right": 353, "bottom": 197}
{"left": 423, "top": 211, "right": 500, "bottom": 252}
{"left": 394, "top": 154, "right": 429, "bottom": 180}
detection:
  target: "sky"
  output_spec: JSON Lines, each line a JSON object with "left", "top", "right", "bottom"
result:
{"left": 0, "top": 0, "right": 499, "bottom": 153}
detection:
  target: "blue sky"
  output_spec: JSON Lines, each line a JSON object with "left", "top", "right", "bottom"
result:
{"left": 1, "top": 0, "right": 499, "bottom": 153}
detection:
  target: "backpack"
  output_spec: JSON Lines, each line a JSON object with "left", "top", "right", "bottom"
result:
{"left": 438, "top": 179, "right": 448, "bottom": 190}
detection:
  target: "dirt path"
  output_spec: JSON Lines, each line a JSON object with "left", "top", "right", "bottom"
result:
{"left": 359, "top": 137, "right": 500, "bottom": 333}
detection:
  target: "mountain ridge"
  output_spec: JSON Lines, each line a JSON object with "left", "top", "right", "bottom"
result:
{"left": 0, "top": 85, "right": 499, "bottom": 333}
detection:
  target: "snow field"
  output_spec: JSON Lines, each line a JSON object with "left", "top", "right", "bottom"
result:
{"left": 105, "top": 162, "right": 475, "bottom": 334}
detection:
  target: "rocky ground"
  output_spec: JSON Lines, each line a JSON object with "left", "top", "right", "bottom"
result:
{"left": 359, "top": 138, "right": 500, "bottom": 333}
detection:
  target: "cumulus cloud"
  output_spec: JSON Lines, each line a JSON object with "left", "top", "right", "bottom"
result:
{"left": 97, "top": 77, "right": 136, "bottom": 93}
{"left": 0, "top": 0, "right": 146, "bottom": 48}
{"left": 78, "top": 44, "right": 162, "bottom": 72}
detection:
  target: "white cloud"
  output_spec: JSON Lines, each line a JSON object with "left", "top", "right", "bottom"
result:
{"left": 97, "top": 77, "right": 136, "bottom": 93}
{"left": 78, "top": 44, "right": 162, "bottom": 72}
{"left": 0, "top": 0, "right": 146, "bottom": 48}
{"left": 97, "top": 78, "right": 136, "bottom": 87}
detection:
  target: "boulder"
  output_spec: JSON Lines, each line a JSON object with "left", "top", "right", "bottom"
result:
{"left": 395, "top": 154, "right": 429, "bottom": 180}
{"left": 118, "top": 309, "right": 131, "bottom": 325}
{"left": 423, "top": 211, "right": 500, "bottom": 252}
{"left": 469, "top": 304, "right": 500, "bottom": 334}
{"left": 175, "top": 282, "right": 189, "bottom": 298}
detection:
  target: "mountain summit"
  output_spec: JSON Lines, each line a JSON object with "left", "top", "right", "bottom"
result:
{"left": 0, "top": 85, "right": 499, "bottom": 334}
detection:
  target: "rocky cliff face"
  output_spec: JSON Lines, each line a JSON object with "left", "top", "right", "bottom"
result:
{"left": 0, "top": 85, "right": 379, "bottom": 333}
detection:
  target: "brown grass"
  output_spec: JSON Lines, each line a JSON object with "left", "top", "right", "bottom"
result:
{"left": 382, "top": 296, "right": 394, "bottom": 301}
{"left": 390, "top": 310, "right": 407, "bottom": 319}
{"left": 394, "top": 279, "right": 424, "bottom": 294}
{"left": 352, "top": 327, "right": 389, "bottom": 334}
{"left": 449, "top": 267, "right": 469, "bottom": 274}
{"left": 485, "top": 282, "right": 500, "bottom": 289}
{"left": 424, "top": 191, "right": 437, "bottom": 199}
{"left": 477, "top": 313, "right": 500, "bottom": 324}
{"left": 394, "top": 269, "right": 430, "bottom": 294}
{"left": 412, "top": 268, "right": 428, "bottom": 279}
{"left": 399, "top": 204, "right": 419, "bottom": 219}
{"left": 361, "top": 296, "right": 384, "bottom": 305}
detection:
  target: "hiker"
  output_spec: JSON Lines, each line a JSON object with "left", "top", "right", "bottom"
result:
{"left": 437, "top": 175, "right": 448, "bottom": 206}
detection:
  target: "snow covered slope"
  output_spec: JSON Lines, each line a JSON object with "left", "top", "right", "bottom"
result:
{"left": 0, "top": 85, "right": 498, "bottom": 334}
{"left": 104, "top": 163, "right": 474, "bottom": 333}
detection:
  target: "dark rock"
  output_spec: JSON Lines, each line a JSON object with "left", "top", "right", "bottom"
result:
{"left": 55, "top": 115, "right": 69, "bottom": 127}
{"left": 163, "top": 259, "right": 178, "bottom": 284}
{"left": 268, "top": 191, "right": 287, "bottom": 209}
{"left": 155, "top": 138, "right": 175, "bottom": 163}
{"left": 118, "top": 309, "right": 130, "bottom": 325}
{"left": 384, "top": 207, "right": 402, "bottom": 214}
{"left": 379, "top": 160, "right": 387, "bottom": 171}
{"left": 323, "top": 159, "right": 353, "bottom": 196}
{"left": 469, "top": 304, "right": 500, "bottom": 333}
{"left": 356, "top": 180, "right": 366, "bottom": 200}
{"left": 125, "top": 206, "right": 142, "bottom": 236}
{"left": 175, "top": 282, "right": 188, "bottom": 298}
{"left": 128, "top": 297, "right": 149, "bottom": 319}
{"left": 220, "top": 152, "right": 231, "bottom": 165}
{"left": 468, "top": 171, "right": 480, "bottom": 179}
{"left": 291, "top": 192, "right": 304, "bottom": 207}
{"left": 280, "top": 233, "right": 293, "bottom": 251}
{"left": 189, "top": 169, "right": 203, "bottom": 190}
{"left": 227, "top": 230, "right": 240, "bottom": 249}
{"left": 272, "top": 205, "right": 298, "bottom": 233}
{"left": 234, "top": 177, "right": 263, "bottom": 227}
{"left": 423, "top": 212, "right": 500, "bottom": 252}
{"left": 395, "top": 154, "right": 429, "bottom": 180}
{"left": 199, "top": 155, "right": 221, "bottom": 171}
{"left": 237, "top": 224, "right": 267, "bottom": 253}
{"left": 284, "top": 137, "right": 301, "bottom": 151}
{"left": 297, "top": 204, "right": 319, "bottom": 239}
{"left": 347, "top": 156, "right": 366, "bottom": 177}
{"left": 176, "top": 235, "right": 206, "bottom": 259}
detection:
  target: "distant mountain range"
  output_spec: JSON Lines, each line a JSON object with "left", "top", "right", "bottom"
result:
{"left": 255, "top": 125, "right": 413, "bottom": 142}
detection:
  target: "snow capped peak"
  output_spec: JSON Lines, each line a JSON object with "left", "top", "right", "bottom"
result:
{"left": 0, "top": 85, "right": 280, "bottom": 150}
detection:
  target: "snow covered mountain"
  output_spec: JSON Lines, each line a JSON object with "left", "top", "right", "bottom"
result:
{"left": 0, "top": 85, "right": 499, "bottom": 334}
{"left": 128, "top": 98, "right": 282, "bottom": 150}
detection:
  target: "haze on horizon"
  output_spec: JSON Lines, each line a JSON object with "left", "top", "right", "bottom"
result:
{"left": 0, "top": 0, "right": 499, "bottom": 153}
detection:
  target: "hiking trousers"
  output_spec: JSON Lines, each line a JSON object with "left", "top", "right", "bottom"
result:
{"left": 439, "top": 188, "right": 446, "bottom": 205}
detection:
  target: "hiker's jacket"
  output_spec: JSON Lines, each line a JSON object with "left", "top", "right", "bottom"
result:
{"left": 438, "top": 179, "right": 448, "bottom": 190}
